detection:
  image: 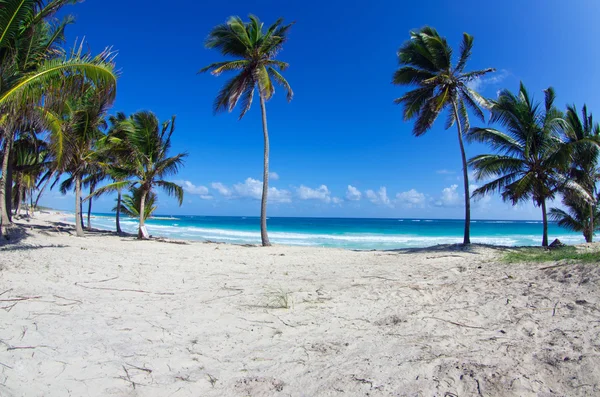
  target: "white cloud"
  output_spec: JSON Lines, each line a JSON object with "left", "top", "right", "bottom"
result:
{"left": 174, "top": 180, "right": 212, "bottom": 200}
{"left": 297, "top": 185, "right": 332, "bottom": 203}
{"left": 211, "top": 182, "right": 232, "bottom": 197}
{"left": 270, "top": 172, "right": 280, "bottom": 181}
{"left": 234, "top": 178, "right": 291, "bottom": 203}
{"left": 435, "top": 184, "right": 461, "bottom": 207}
{"left": 211, "top": 178, "right": 291, "bottom": 203}
{"left": 366, "top": 187, "right": 392, "bottom": 207}
{"left": 396, "top": 189, "right": 426, "bottom": 208}
{"left": 346, "top": 185, "right": 362, "bottom": 201}
{"left": 332, "top": 197, "right": 343, "bottom": 205}
{"left": 467, "top": 69, "right": 509, "bottom": 93}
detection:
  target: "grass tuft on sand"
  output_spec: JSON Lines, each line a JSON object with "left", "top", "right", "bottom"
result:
{"left": 504, "top": 246, "right": 600, "bottom": 264}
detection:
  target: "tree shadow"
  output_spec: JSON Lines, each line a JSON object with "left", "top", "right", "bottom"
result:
{"left": 380, "top": 243, "right": 514, "bottom": 256}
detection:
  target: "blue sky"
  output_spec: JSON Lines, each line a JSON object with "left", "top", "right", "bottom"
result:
{"left": 41, "top": 0, "right": 600, "bottom": 220}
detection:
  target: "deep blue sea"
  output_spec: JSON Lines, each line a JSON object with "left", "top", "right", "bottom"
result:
{"left": 68, "top": 213, "right": 586, "bottom": 250}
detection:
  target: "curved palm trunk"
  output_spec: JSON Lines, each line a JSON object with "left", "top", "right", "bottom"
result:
{"left": 75, "top": 175, "right": 84, "bottom": 237}
{"left": 541, "top": 198, "right": 548, "bottom": 247}
{"left": 86, "top": 183, "right": 95, "bottom": 230}
{"left": 258, "top": 92, "right": 271, "bottom": 247}
{"left": 0, "top": 134, "right": 14, "bottom": 235}
{"left": 452, "top": 102, "right": 471, "bottom": 245}
{"left": 5, "top": 162, "right": 13, "bottom": 220}
{"left": 137, "top": 189, "right": 148, "bottom": 239}
{"left": 34, "top": 171, "right": 56, "bottom": 210}
{"left": 116, "top": 189, "right": 122, "bottom": 234}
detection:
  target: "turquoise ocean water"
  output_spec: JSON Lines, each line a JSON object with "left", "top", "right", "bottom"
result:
{"left": 70, "top": 213, "right": 586, "bottom": 250}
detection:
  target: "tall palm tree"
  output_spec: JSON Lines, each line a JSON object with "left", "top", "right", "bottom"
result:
{"left": 393, "top": 27, "right": 494, "bottom": 245}
{"left": 95, "top": 112, "right": 186, "bottom": 239}
{"left": 554, "top": 104, "right": 600, "bottom": 242}
{"left": 467, "top": 83, "right": 571, "bottom": 247}
{"left": 0, "top": 0, "right": 117, "bottom": 237}
{"left": 47, "top": 83, "right": 114, "bottom": 237}
{"left": 200, "top": 15, "right": 294, "bottom": 247}
{"left": 95, "top": 111, "right": 131, "bottom": 234}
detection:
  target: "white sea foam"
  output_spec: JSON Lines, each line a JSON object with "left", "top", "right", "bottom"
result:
{"left": 74, "top": 215, "right": 587, "bottom": 249}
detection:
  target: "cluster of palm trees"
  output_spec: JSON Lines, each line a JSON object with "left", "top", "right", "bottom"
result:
{"left": 393, "top": 27, "right": 600, "bottom": 247}
{"left": 0, "top": 0, "right": 186, "bottom": 240}
{"left": 1, "top": 6, "right": 596, "bottom": 247}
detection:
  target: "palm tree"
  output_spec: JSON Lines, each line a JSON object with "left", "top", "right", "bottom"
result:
{"left": 554, "top": 104, "right": 600, "bottom": 242}
{"left": 549, "top": 194, "right": 600, "bottom": 243}
{"left": 0, "top": 0, "right": 117, "bottom": 237}
{"left": 115, "top": 187, "right": 158, "bottom": 221}
{"left": 467, "top": 83, "right": 570, "bottom": 247}
{"left": 82, "top": 164, "right": 106, "bottom": 230}
{"left": 95, "top": 111, "right": 131, "bottom": 234}
{"left": 47, "top": 83, "right": 114, "bottom": 237}
{"left": 200, "top": 15, "right": 294, "bottom": 247}
{"left": 393, "top": 27, "right": 494, "bottom": 245}
{"left": 95, "top": 111, "right": 186, "bottom": 239}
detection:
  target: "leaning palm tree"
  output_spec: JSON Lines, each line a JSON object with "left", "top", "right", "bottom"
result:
{"left": 555, "top": 104, "right": 600, "bottom": 242}
{"left": 0, "top": 0, "right": 117, "bottom": 237}
{"left": 549, "top": 194, "right": 600, "bottom": 243}
{"left": 393, "top": 27, "right": 494, "bottom": 245}
{"left": 467, "top": 84, "right": 571, "bottom": 247}
{"left": 47, "top": 83, "right": 114, "bottom": 237}
{"left": 200, "top": 15, "right": 294, "bottom": 247}
{"left": 95, "top": 111, "right": 186, "bottom": 239}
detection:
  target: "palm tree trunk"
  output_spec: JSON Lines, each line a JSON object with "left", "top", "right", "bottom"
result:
{"left": 29, "top": 188, "right": 34, "bottom": 217}
{"left": 589, "top": 203, "right": 594, "bottom": 243}
{"left": 75, "top": 175, "right": 84, "bottom": 237}
{"left": 541, "top": 198, "right": 549, "bottom": 247}
{"left": 34, "top": 170, "right": 56, "bottom": 210}
{"left": 452, "top": 102, "right": 471, "bottom": 245}
{"left": 15, "top": 184, "right": 23, "bottom": 218}
{"left": 137, "top": 189, "right": 148, "bottom": 239}
{"left": 259, "top": 91, "right": 271, "bottom": 247}
{"left": 86, "top": 183, "right": 95, "bottom": 230}
{"left": 116, "top": 189, "right": 122, "bottom": 234}
{"left": 0, "top": 134, "right": 14, "bottom": 235}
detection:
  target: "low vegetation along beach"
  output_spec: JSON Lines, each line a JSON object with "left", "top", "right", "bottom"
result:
{"left": 1, "top": 212, "right": 599, "bottom": 396}
{"left": 1, "top": 0, "right": 600, "bottom": 395}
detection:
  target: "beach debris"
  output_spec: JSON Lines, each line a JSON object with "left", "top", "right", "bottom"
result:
{"left": 549, "top": 239, "right": 566, "bottom": 249}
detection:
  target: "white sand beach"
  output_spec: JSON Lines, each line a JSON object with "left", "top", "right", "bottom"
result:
{"left": 1, "top": 212, "right": 599, "bottom": 396}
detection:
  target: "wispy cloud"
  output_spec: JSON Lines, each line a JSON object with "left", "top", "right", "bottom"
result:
{"left": 297, "top": 185, "right": 332, "bottom": 203}
{"left": 175, "top": 180, "right": 213, "bottom": 200}
{"left": 395, "top": 189, "right": 426, "bottom": 208}
{"left": 366, "top": 187, "right": 392, "bottom": 207}
{"left": 211, "top": 182, "right": 232, "bottom": 197}
{"left": 211, "top": 178, "right": 292, "bottom": 203}
{"left": 346, "top": 185, "right": 362, "bottom": 201}
{"left": 466, "top": 69, "right": 510, "bottom": 93}
{"left": 270, "top": 172, "right": 280, "bottom": 181}
{"left": 436, "top": 169, "right": 455, "bottom": 175}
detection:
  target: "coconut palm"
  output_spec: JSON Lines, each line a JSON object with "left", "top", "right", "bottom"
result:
{"left": 554, "top": 104, "right": 600, "bottom": 242}
{"left": 95, "top": 111, "right": 186, "bottom": 239}
{"left": 549, "top": 194, "right": 600, "bottom": 243}
{"left": 200, "top": 15, "right": 294, "bottom": 247}
{"left": 115, "top": 187, "right": 158, "bottom": 221}
{"left": 393, "top": 27, "right": 494, "bottom": 245}
{"left": 467, "top": 83, "right": 571, "bottom": 247}
{"left": 48, "top": 83, "right": 114, "bottom": 237}
{"left": 0, "top": 0, "right": 117, "bottom": 237}
{"left": 94, "top": 112, "right": 131, "bottom": 234}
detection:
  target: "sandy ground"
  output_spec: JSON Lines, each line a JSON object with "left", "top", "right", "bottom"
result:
{"left": 0, "top": 213, "right": 599, "bottom": 396}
